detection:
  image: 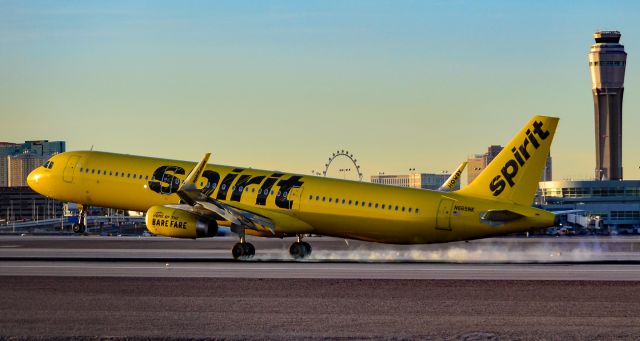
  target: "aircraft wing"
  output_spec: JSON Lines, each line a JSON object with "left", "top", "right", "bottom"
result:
{"left": 175, "top": 153, "right": 312, "bottom": 236}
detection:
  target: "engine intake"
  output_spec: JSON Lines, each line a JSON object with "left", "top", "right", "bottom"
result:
{"left": 145, "top": 205, "right": 218, "bottom": 238}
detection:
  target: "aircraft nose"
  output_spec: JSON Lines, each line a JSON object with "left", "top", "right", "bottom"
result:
{"left": 27, "top": 168, "right": 43, "bottom": 193}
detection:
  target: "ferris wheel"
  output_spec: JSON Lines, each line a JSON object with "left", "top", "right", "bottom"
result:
{"left": 322, "top": 150, "right": 363, "bottom": 181}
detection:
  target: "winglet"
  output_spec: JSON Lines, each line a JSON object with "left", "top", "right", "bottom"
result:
{"left": 438, "top": 161, "right": 467, "bottom": 191}
{"left": 179, "top": 153, "right": 211, "bottom": 192}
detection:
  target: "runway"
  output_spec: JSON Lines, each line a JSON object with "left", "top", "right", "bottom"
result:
{"left": 2, "top": 235, "right": 640, "bottom": 263}
{"left": 1, "top": 236, "right": 639, "bottom": 339}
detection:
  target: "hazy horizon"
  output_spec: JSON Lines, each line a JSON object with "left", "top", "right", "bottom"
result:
{"left": 2, "top": 0, "right": 639, "bottom": 183}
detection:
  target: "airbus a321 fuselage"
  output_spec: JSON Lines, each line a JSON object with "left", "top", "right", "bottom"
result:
{"left": 28, "top": 115, "right": 559, "bottom": 259}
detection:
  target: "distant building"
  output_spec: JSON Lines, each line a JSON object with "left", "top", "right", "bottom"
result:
{"left": 467, "top": 145, "right": 503, "bottom": 184}
{"left": 8, "top": 153, "right": 48, "bottom": 187}
{"left": 0, "top": 140, "right": 65, "bottom": 187}
{"left": 589, "top": 31, "right": 626, "bottom": 180}
{"left": 0, "top": 140, "right": 65, "bottom": 158}
{"left": 0, "top": 187, "right": 64, "bottom": 222}
{"left": 467, "top": 145, "right": 552, "bottom": 184}
{"left": 0, "top": 157, "right": 7, "bottom": 188}
{"left": 536, "top": 30, "right": 634, "bottom": 234}
{"left": 539, "top": 180, "right": 640, "bottom": 233}
{"left": 371, "top": 172, "right": 457, "bottom": 190}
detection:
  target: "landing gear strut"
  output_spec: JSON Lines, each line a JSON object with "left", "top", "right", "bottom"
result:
{"left": 72, "top": 205, "right": 88, "bottom": 234}
{"left": 289, "top": 235, "right": 312, "bottom": 259}
{"left": 232, "top": 234, "right": 255, "bottom": 260}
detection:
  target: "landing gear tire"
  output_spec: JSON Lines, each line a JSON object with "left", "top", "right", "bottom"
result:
{"left": 72, "top": 223, "right": 86, "bottom": 234}
{"left": 289, "top": 241, "right": 312, "bottom": 259}
{"left": 232, "top": 242, "right": 255, "bottom": 260}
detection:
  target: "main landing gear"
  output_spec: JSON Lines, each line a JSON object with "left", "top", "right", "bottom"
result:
{"left": 232, "top": 235, "right": 255, "bottom": 260}
{"left": 289, "top": 235, "right": 312, "bottom": 259}
{"left": 71, "top": 205, "right": 88, "bottom": 234}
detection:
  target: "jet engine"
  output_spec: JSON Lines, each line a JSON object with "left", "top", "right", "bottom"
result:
{"left": 145, "top": 205, "right": 218, "bottom": 238}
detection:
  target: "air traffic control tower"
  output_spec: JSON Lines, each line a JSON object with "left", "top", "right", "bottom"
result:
{"left": 589, "top": 31, "right": 627, "bottom": 180}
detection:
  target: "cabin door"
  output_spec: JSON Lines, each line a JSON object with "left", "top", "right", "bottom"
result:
{"left": 435, "top": 198, "right": 455, "bottom": 231}
{"left": 63, "top": 156, "right": 80, "bottom": 183}
{"left": 287, "top": 186, "right": 304, "bottom": 214}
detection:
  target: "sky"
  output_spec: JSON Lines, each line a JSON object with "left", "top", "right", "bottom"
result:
{"left": 1, "top": 0, "right": 639, "bottom": 183}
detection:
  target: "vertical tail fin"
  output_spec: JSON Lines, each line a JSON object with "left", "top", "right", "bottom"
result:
{"left": 458, "top": 115, "right": 559, "bottom": 206}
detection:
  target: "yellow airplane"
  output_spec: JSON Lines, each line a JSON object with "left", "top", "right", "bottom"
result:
{"left": 27, "top": 115, "right": 559, "bottom": 260}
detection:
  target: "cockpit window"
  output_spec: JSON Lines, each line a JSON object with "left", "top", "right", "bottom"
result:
{"left": 43, "top": 161, "right": 54, "bottom": 169}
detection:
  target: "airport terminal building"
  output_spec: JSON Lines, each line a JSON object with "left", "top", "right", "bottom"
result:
{"left": 538, "top": 180, "right": 640, "bottom": 233}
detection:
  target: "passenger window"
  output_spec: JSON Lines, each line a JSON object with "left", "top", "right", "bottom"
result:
{"left": 381, "top": 204, "right": 385, "bottom": 209}
{"left": 322, "top": 197, "right": 326, "bottom": 202}
{"left": 395, "top": 206, "right": 398, "bottom": 211}
{"left": 245, "top": 187, "right": 249, "bottom": 192}
{"left": 348, "top": 200, "right": 352, "bottom": 205}
{"left": 239, "top": 186, "right": 243, "bottom": 192}
{"left": 355, "top": 201, "right": 359, "bottom": 206}
{"left": 270, "top": 190, "right": 275, "bottom": 195}
{"left": 91, "top": 169, "right": 95, "bottom": 174}
{"left": 388, "top": 205, "right": 392, "bottom": 210}
{"left": 342, "top": 199, "right": 346, "bottom": 204}
{"left": 109, "top": 171, "right": 113, "bottom": 176}
{"left": 251, "top": 188, "right": 255, "bottom": 193}
{"left": 375, "top": 203, "right": 379, "bottom": 208}
{"left": 121, "top": 172, "right": 125, "bottom": 177}
{"left": 309, "top": 195, "right": 313, "bottom": 200}
{"left": 232, "top": 186, "right": 236, "bottom": 192}
{"left": 79, "top": 167, "right": 83, "bottom": 172}
{"left": 416, "top": 208, "right": 420, "bottom": 214}
{"left": 408, "top": 208, "right": 412, "bottom": 213}
{"left": 402, "top": 207, "right": 405, "bottom": 212}
{"left": 127, "top": 173, "right": 131, "bottom": 178}
{"left": 368, "top": 203, "right": 372, "bottom": 208}
{"left": 329, "top": 198, "right": 332, "bottom": 203}
{"left": 316, "top": 196, "right": 320, "bottom": 201}
{"left": 145, "top": 176, "right": 149, "bottom": 180}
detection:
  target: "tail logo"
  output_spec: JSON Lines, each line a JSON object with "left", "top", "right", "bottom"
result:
{"left": 489, "top": 121, "right": 550, "bottom": 196}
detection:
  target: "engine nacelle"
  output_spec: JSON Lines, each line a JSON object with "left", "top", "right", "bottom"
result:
{"left": 145, "top": 205, "right": 218, "bottom": 238}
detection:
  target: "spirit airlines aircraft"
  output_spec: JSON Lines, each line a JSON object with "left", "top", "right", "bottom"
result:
{"left": 27, "top": 115, "right": 558, "bottom": 260}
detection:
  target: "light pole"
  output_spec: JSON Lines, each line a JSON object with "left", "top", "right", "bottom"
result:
{"left": 338, "top": 168, "right": 351, "bottom": 180}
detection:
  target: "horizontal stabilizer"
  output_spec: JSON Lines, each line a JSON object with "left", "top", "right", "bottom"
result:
{"left": 481, "top": 209, "right": 524, "bottom": 222}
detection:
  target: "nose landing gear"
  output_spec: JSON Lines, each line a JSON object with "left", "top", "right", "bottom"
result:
{"left": 71, "top": 205, "right": 88, "bottom": 234}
